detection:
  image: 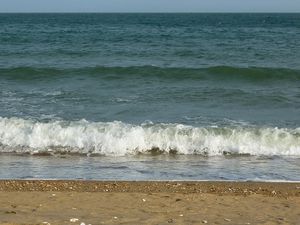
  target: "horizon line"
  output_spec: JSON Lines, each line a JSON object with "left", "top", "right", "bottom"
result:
{"left": 0, "top": 11, "right": 300, "bottom": 14}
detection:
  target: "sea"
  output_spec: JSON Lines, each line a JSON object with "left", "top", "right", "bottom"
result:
{"left": 0, "top": 13, "right": 299, "bottom": 181}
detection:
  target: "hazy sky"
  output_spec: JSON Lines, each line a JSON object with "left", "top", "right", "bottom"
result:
{"left": 0, "top": 0, "right": 299, "bottom": 13}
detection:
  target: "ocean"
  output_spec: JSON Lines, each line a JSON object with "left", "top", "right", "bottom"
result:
{"left": 0, "top": 13, "right": 299, "bottom": 180}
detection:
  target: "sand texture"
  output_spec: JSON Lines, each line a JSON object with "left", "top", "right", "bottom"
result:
{"left": 0, "top": 181, "right": 299, "bottom": 225}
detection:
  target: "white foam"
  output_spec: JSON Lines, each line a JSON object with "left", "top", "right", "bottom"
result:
{"left": 0, "top": 117, "right": 299, "bottom": 156}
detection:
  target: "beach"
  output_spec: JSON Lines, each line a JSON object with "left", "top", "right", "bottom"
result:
{"left": 0, "top": 181, "right": 299, "bottom": 225}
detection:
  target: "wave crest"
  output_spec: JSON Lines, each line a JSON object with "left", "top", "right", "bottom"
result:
{"left": 0, "top": 117, "right": 299, "bottom": 156}
{"left": 0, "top": 66, "right": 299, "bottom": 82}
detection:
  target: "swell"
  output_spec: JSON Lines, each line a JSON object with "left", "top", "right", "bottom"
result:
{"left": 0, "top": 66, "right": 299, "bottom": 82}
{"left": 0, "top": 117, "right": 299, "bottom": 156}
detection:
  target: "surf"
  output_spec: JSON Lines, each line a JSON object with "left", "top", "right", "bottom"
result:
{"left": 0, "top": 117, "right": 299, "bottom": 156}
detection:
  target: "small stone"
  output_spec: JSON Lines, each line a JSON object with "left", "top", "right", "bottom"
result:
{"left": 42, "top": 222, "right": 50, "bottom": 225}
{"left": 52, "top": 194, "right": 56, "bottom": 196}
{"left": 70, "top": 218, "right": 79, "bottom": 222}
{"left": 5, "top": 211, "right": 16, "bottom": 214}
{"left": 202, "top": 220, "right": 208, "bottom": 224}
{"left": 80, "top": 223, "right": 86, "bottom": 225}
{"left": 142, "top": 199, "right": 146, "bottom": 202}
{"left": 113, "top": 216, "right": 118, "bottom": 219}
{"left": 179, "top": 214, "right": 183, "bottom": 217}
{"left": 272, "top": 190, "right": 276, "bottom": 195}
{"left": 224, "top": 218, "right": 231, "bottom": 222}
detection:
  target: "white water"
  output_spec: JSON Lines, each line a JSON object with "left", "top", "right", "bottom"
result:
{"left": 0, "top": 117, "right": 299, "bottom": 156}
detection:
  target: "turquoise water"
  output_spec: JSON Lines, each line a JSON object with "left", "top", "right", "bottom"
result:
{"left": 0, "top": 13, "right": 299, "bottom": 180}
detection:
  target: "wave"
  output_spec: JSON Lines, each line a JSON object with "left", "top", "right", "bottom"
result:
{"left": 0, "top": 117, "right": 299, "bottom": 156}
{"left": 0, "top": 66, "right": 299, "bottom": 82}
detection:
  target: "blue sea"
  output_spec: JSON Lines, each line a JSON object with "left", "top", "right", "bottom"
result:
{"left": 0, "top": 13, "right": 299, "bottom": 180}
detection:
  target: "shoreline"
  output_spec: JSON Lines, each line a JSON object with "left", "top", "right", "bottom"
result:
{"left": 1, "top": 180, "right": 300, "bottom": 196}
{"left": 0, "top": 181, "right": 300, "bottom": 224}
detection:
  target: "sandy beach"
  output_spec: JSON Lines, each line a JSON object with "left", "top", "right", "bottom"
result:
{"left": 0, "top": 181, "right": 299, "bottom": 225}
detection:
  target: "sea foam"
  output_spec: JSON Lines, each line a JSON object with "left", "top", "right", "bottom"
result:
{"left": 0, "top": 117, "right": 299, "bottom": 156}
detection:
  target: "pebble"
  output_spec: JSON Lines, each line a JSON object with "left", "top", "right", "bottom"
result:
{"left": 202, "top": 220, "right": 208, "bottom": 224}
{"left": 142, "top": 198, "right": 146, "bottom": 202}
{"left": 70, "top": 218, "right": 79, "bottom": 222}
{"left": 5, "top": 211, "right": 16, "bottom": 214}
{"left": 179, "top": 214, "right": 183, "bottom": 217}
{"left": 80, "top": 223, "right": 86, "bottom": 225}
{"left": 113, "top": 216, "right": 118, "bottom": 219}
{"left": 42, "top": 222, "right": 50, "bottom": 225}
{"left": 224, "top": 218, "right": 231, "bottom": 222}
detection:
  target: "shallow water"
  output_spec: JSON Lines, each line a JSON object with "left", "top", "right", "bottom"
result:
{"left": 0, "top": 154, "right": 299, "bottom": 181}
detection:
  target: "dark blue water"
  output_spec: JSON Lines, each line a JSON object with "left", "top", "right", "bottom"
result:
{"left": 0, "top": 13, "right": 299, "bottom": 180}
{"left": 1, "top": 13, "right": 300, "bottom": 126}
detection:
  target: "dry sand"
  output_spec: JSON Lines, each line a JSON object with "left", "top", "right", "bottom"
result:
{"left": 0, "top": 180, "right": 299, "bottom": 225}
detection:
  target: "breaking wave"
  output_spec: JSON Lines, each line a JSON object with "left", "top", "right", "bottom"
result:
{"left": 0, "top": 117, "right": 299, "bottom": 156}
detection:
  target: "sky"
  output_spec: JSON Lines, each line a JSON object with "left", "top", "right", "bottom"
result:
{"left": 0, "top": 0, "right": 299, "bottom": 13}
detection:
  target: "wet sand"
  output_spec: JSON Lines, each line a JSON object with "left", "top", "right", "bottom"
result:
{"left": 0, "top": 180, "right": 299, "bottom": 225}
